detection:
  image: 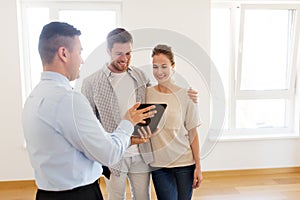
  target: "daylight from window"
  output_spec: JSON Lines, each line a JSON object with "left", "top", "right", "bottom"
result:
{"left": 22, "top": 5, "right": 117, "bottom": 93}
{"left": 211, "top": 5, "right": 298, "bottom": 134}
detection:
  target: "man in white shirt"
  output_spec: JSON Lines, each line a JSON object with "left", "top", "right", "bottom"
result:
{"left": 23, "top": 22, "right": 155, "bottom": 200}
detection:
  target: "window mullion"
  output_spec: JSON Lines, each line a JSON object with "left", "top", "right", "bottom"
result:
{"left": 49, "top": 4, "right": 59, "bottom": 20}
{"left": 20, "top": 2, "right": 33, "bottom": 103}
{"left": 287, "top": 8, "right": 300, "bottom": 132}
{"left": 236, "top": 90, "right": 292, "bottom": 100}
{"left": 230, "top": 5, "right": 239, "bottom": 129}
{"left": 236, "top": 5, "right": 245, "bottom": 95}
{"left": 288, "top": 9, "right": 300, "bottom": 95}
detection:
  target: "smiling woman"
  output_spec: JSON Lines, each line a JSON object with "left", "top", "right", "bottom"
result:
{"left": 147, "top": 44, "right": 203, "bottom": 200}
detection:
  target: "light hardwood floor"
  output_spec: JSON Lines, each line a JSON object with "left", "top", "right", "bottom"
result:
{"left": 1, "top": 167, "right": 300, "bottom": 200}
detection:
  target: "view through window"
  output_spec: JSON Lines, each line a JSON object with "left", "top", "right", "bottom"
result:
{"left": 211, "top": 3, "right": 299, "bottom": 135}
{"left": 20, "top": 2, "right": 119, "bottom": 99}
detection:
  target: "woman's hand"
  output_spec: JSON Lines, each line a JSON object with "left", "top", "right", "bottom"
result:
{"left": 192, "top": 166, "right": 203, "bottom": 189}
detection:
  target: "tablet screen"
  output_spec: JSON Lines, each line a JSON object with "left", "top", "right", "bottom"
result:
{"left": 132, "top": 103, "right": 167, "bottom": 137}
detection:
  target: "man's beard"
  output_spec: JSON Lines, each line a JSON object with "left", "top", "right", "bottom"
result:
{"left": 110, "top": 61, "right": 128, "bottom": 72}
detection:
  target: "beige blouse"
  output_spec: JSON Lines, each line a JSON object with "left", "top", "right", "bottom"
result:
{"left": 146, "top": 86, "right": 201, "bottom": 168}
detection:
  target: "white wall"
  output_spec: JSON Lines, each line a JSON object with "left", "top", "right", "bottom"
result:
{"left": 0, "top": 0, "right": 33, "bottom": 181}
{"left": 0, "top": 0, "right": 299, "bottom": 181}
{"left": 122, "top": 0, "right": 210, "bottom": 51}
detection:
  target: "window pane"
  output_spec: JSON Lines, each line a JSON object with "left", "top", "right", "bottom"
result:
{"left": 211, "top": 8, "right": 230, "bottom": 129}
{"left": 236, "top": 99, "right": 287, "bottom": 129}
{"left": 22, "top": 7, "right": 117, "bottom": 95}
{"left": 26, "top": 8, "right": 49, "bottom": 90}
{"left": 241, "top": 9, "right": 290, "bottom": 90}
{"left": 59, "top": 10, "right": 117, "bottom": 60}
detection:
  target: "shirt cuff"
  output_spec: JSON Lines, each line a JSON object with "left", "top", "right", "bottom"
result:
{"left": 118, "top": 120, "right": 134, "bottom": 136}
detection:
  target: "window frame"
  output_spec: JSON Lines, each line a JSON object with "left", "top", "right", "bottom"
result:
{"left": 211, "top": 2, "right": 300, "bottom": 138}
{"left": 18, "top": 0, "right": 121, "bottom": 102}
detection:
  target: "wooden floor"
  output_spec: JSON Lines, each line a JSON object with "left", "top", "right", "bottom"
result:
{"left": 1, "top": 167, "right": 300, "bottom": 200}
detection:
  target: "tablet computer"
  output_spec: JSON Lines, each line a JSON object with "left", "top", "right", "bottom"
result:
{"left": 132, "top": 103, "right": 167, "bottom": 137}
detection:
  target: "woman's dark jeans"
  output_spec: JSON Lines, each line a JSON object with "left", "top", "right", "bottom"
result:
{"left": 152, "top": 164, "right": 195, "bottom": 200}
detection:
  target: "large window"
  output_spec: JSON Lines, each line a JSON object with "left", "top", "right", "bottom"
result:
{"left": 19, "top": 1, "right": 120, "bottom": 101}
{"left": 211, "top": 3, "right": 299, "bottom": 137}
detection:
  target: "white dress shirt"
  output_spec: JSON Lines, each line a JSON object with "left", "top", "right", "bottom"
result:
{"left": 22, "top": 71, "right": 133, "bottom": 191}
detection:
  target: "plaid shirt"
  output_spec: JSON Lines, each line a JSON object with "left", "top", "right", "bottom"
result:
{"left": 81, "top": 65, "right": 153, "bottom": 175}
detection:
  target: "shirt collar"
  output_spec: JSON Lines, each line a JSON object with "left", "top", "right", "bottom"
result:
{"left": 41, "top": 71, "right": 72, "bottom": 89}
{"left": 103, "top": 63, "right": 133, "bottom": 78}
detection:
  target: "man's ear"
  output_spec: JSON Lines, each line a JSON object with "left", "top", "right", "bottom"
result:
{"left": 58, "top": 46, "right": 69, "bottom": 63}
